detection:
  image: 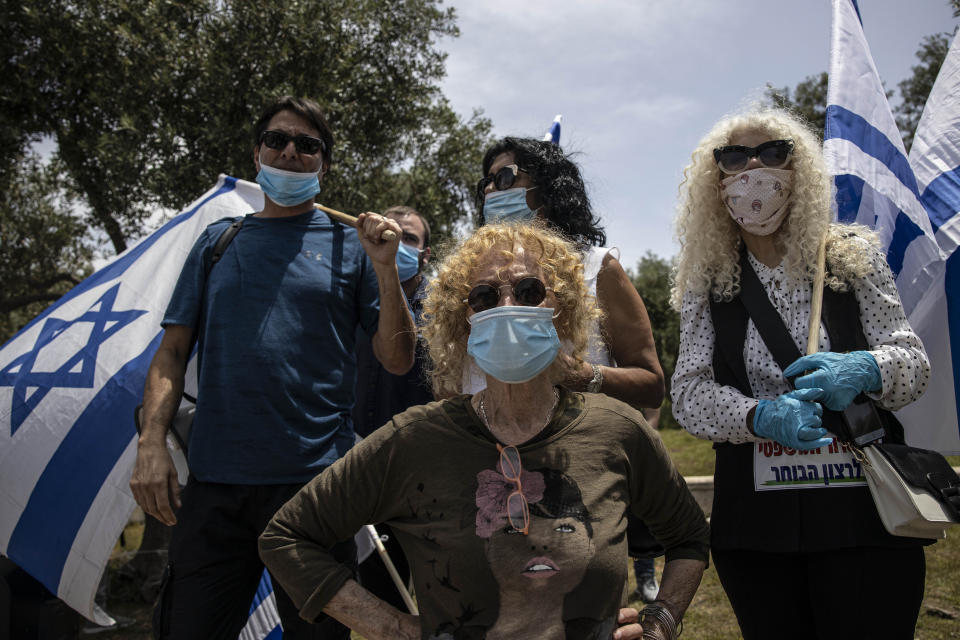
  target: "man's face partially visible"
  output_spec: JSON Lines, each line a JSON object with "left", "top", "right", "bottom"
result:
{"left": 387, "top": 212, "right": 431, "bottom": 270}
{"left": 253, "top": 109, "right": 327, "bottom": 177}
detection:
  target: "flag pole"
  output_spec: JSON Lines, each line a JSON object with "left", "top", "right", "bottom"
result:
{"left": 365, "top": 524, "right": 418, "bottom": 614}
{"left": 315, "top": 204, "right": 397, "bottom": 241}
{"left": 806, "top": 232, "right": 828, "bottom": 355}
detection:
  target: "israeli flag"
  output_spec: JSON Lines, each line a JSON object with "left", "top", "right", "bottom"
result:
{"left": 0, "top": 175, "right": 282, "bottom": 636}
{"left": 903, "top": 30, "right": 960, "bottom": 455}
{"left": 824, "top": 0, "right": 959, "bottom": 453}
{"left": 542, "top": 114, "right": 562, "bottom": 144}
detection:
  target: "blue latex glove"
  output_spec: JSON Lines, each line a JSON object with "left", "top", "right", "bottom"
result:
{"left": 752, "top": 388, "right": 832, "bottom": 451}
{"left": 783, "top": 351, "right": 882, "bottom": 411}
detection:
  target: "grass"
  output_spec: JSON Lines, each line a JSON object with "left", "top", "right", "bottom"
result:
{"left": 95, "top": 431, "right": 960, "bottom": 639}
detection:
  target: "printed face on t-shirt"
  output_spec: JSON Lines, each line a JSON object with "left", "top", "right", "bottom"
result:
{"left": 486, "top": 513, "right": 593, "bottom": 595}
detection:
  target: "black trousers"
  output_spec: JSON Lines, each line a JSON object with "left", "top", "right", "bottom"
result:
{"left": 153, "top": 479, "right": 356, "bottom": 640}
{"left": 712, "top": 546, "right": 925, "bottom": 640}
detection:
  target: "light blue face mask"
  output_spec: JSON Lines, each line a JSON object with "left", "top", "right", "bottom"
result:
{"left": 395, "top": 242, "right": 422, "bottom": 282}
{"left": 482, "top": 187, "right": 539, "bottom": 224}
{"left": 467, "top": 305, "right": 560, "bottom": 383}
{"left": 256, "top": 153, "right": 322, "bottom": 207}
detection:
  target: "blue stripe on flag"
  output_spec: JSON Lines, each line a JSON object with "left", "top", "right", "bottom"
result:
{"left": 7, "top": 177, "right": 238, "bottom": 345}
{"left": 850, "top": 0, "right": 862, "bottom": 23}
{"left": 948, "top": 251, "right": 960, "bottom": 441}
{"left": 833, "top": 174, "right": 865, "bottom": 223}
{"left": 921, "top": 166, "right": 960, "bottom": 233}
{"left": 249, "top": 570, "right": 274, "bottom": 616}
{"left": 886, "top": 212, "right": 927, "bottom": 278}
{"left": 6, "top": 331, "right": 163, "bottom": 592}
{"left": 824, "top": 105, "right": 921, "bottom": 198}
{"left": 264, "top": 627, "right": 282, "bottom": 640}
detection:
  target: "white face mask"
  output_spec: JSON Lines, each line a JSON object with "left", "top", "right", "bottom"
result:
{"left": 719, "top": 168, "right": 793, "bottom": 236}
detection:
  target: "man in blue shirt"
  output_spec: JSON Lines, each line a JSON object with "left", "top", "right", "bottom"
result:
{"left": 129, "top": 96, "right": 415, "bottom": 639}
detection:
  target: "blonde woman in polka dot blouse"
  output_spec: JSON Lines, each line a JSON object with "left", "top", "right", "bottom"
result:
{"left": 670, "top": 107, "right": 930, "bottom": 640}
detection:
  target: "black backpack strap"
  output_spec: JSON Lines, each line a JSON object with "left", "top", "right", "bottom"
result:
{"left": 736, "top": 250, "right": 802, "bottom": 372}
{"left": 207, "top": 216, "right": 244, "bottom": 276}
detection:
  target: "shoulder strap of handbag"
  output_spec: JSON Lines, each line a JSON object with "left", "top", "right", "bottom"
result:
{"left": 736, "top": 249, "right": 802, "bottom": 372}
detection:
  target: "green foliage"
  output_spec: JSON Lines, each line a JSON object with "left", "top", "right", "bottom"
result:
{"left": 627, "top": 252, "right": 682, "bottom": 428}
{"left": 0, "top": 153, "right": 94, "bottom": 342}
{"left": 765, "top": 72, "right": 829, "bottom": 137}
{"left": 1, "top": 0, "right": 493, "bottom": 328}
{"left": 895, "top": 32, "right": 951, "bottom": 152}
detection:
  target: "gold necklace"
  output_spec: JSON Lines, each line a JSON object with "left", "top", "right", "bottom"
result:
{"left": 478, "top": 387, "right": 560, "bottom": 435}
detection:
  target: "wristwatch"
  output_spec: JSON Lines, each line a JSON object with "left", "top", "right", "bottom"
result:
{"left": 586, "top": 363, "right": 603, "bottom": 393}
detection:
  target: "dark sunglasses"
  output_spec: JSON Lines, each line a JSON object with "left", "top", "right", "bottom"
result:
{"left": 465, "top": 277, "right": 549, "bottom": 313}
{"left": 713, "top": 139, "right": 794, "bottom": 174}
{"left": 260, "top": 130, "right": 326, "bottom": 155}
{"left": 476, "top": 164, "right": 527, "bottom": 202}
{"left": 497, "top": 443, "right": 529, "bottom": 535}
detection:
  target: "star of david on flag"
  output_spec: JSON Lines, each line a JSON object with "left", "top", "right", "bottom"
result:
{"left": 1, "top": 283, "right": 146, "bottom": 435}
{"left": 0, "top": 175, "right": 283, "bottom": 638}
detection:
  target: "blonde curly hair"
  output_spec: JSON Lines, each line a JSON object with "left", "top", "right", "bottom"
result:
{"left": 671, "top": 106, "right": 878, "bottom": 309}
{"left": 422, "top": 222, "right": 600, "bottom": 396}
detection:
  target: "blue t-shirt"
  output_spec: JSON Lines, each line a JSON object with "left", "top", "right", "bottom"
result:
{"left": 163, "top": 210, "right": 380, "bottom": 484}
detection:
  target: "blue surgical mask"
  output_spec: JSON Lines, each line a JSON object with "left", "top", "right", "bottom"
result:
{"left": 467, "top": 306, "right": 560, "bottom": 383}
{"left": 396, "top": 242, "right": 422, "bottom": 282}
{"left": 256, "top": 152, "right": 321, "bottom": 207}
{"left": 483, "top": 187, "right": 539, "bottom": 224}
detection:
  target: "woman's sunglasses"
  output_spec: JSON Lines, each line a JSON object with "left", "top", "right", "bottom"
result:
{"left": 475, "top": 164, "right": 527, "bottom": 202}
{"left": 713, "top": 139, "right": 794, "bottom": 174}
{"left": 465, "top": 277, "right": 548, "bottom": 313}
{"left": 497, "top": 443, "right": 529, "bottom": 535}
{"left": 260, "top": 130, "right": 326, "bottom": 155}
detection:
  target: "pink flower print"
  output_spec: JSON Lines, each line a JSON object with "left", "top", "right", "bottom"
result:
{"left": 740, "top": 174, "right": 749, "bottom": 185}
{"left": 475, "top": 467, "right": 545, "bottom": 538}
{"left": 774, "top": 180, "right": 782, "bottom": 193}
{"left": 751, "top": 199, "right": 762, "bottom": 212}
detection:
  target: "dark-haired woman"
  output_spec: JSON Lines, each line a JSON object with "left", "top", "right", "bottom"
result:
{"left": 469, "top": 138, "right": 664, "bottom": 410}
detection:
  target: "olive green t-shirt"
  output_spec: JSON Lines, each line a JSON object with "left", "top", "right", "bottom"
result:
{"left": 260, "top": 390, "right": 709, "bottom": 640}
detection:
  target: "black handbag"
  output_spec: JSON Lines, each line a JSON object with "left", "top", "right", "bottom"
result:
{"left": 851, "top": 442, "right": 960, "bottom": 538}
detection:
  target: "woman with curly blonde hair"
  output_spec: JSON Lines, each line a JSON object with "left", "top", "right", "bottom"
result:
{"left": 260, "top": 223, "right": 709, "bottom": 640}
{"left": 670, "top": 107, "right": 931, "bottom": 639}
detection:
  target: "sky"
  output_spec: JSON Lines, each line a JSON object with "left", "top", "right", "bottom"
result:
{"left": 436, "top": 0, "right": 958, "bottom": 269}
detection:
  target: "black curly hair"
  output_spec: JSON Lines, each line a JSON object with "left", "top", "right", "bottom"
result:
{"left": 477, "top": 137, "right": 606, "bottom": 248}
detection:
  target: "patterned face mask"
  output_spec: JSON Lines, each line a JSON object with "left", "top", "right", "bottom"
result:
{"left": 719, "top": 168, "right": 793, "bottom": 236}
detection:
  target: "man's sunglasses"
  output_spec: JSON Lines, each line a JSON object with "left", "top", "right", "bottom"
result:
{"left": 476, "top": 164, "right": 527, "bottom": 202}
{"left": 465, "top": 277, "right": 549, "bottom": 313}
{"left": 260, "top": 130, "right": 326, "bottom": 155}
{"left": 713, "top": 139, "right": 794, "bottom": 174}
